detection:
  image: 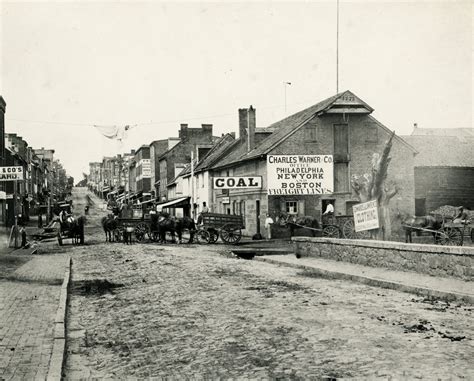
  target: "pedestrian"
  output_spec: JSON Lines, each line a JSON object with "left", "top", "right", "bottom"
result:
{"left": 197, "top": 202, "right": 209, "bottom": 225}
{"left": 38, "top": 213, "right": 43, "bottom": 228}
{"left": 264, "top": 213, "right": 274, "bottom": 240}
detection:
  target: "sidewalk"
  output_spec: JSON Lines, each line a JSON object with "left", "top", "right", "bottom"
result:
{"left": 256, "top": 254, "right": 474, "bottom": 304}
{"left": 0, "top": 255, "right": 70, "bottom": 380}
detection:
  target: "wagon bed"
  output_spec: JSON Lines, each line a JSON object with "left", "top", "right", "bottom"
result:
{"left": 198, "top": 212, "right": 245, "bottom": 244}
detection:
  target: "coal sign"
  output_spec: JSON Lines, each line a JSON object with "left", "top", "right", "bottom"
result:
{"left": 213, "top": 176, "right": 262, "bottom": 189}
{"left": 0, "top": 166, "right": 24, "bottom": 181}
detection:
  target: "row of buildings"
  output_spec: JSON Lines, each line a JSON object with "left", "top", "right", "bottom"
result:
{"left": 88, "top": 90, "right": 474, "bottom": 240}
{"left": 0, "top": 96, "right": 73, "bottom": 227}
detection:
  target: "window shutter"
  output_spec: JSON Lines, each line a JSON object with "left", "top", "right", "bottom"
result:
{"left": 280, "top": 200, "right": 286, "bottom": 213}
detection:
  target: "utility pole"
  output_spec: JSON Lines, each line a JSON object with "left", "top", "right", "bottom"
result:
{"left": 336, "top": 0, "right": 340, "bottom": 93}
{"left": 190, "top": 150, "right": 194, "bottom": 220}
{"left": 283, "top": 82, "right": 291, "bottom": 114}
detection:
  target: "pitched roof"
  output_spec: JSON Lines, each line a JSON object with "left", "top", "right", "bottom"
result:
{"left": 402, "top": 134, "right": 474, "bottom": 167}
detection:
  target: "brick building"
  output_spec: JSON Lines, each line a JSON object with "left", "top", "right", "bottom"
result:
{"left": 134, "top": 145, "right": 151, "bottom": 199}
{"left": 157, "top": 124, "right": 214, "bottom": 203}
{"left": 150, "top": 138, "right": 179, "bottom": 199}
{"left": 403, "top": 127, "right": 474, "bottom": 214}
{"left": 210, "top": 91, "right": 416, "bottom": 240}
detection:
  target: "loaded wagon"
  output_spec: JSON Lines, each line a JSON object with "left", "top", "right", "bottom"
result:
{"left": 195, "top": 212, "right": 244, "bottom": 244}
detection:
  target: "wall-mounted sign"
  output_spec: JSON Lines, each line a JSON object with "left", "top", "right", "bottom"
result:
{"left": 213, "top": 176, "right": 262, "bottom": 189}
{"left": 0, "top": 166, "right": 24, "bottom": 181}
{"left": 267, "top": 155, "right": 333, "bottom": 195}
{"left": 138, "top": 159, "right": 151, "bottom": 180}
{"left": 352, "top": 200, "right": 379, "bottom": 232}
{"left": 221, "top": 196, "right": 230, "bottom": 204}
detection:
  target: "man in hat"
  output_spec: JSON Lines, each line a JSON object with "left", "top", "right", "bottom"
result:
{"left": 453, "top": 206, "right": 469, "bottom": 224}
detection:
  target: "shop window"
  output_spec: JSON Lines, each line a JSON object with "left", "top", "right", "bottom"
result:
{"left": 286, "top": 201, "right": 298, "bottom": 214}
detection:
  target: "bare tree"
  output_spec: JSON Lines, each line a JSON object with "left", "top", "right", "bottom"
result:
{"left": 351, "top": 131, "right": 400, "bottom": 240}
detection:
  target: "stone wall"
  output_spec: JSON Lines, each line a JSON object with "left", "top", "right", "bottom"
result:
{"left": 293, "top": 237, "right": 474, "bottom": 281}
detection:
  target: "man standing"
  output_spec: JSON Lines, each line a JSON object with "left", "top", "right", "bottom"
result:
{"left": 264, "top": 213, "right": 274, "bottom": 240}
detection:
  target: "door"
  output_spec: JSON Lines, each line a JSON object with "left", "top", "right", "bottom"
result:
{"left": 256, "top": 200, "right": 260, "bottom": 234}
{"left": 333, "top": 124, "right": 349, "bottom": 160}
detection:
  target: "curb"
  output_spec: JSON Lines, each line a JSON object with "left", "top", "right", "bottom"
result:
{"left": 46, "top": 256, "right": 71, "bottom": 381}
{"left": 255, "top": 257, "right": 474, "bottom": 305}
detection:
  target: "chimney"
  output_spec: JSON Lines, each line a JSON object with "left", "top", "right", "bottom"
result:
{"left": 248, "top": 105, "right": 256, "bottom": 152}
{"left": 238, "top": 108, "right": 248, "bottom": 140}
{"left": 179, "top": 124, "right": 188, "bottom": 141}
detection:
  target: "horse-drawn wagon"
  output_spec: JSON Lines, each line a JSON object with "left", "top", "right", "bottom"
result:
{"left": 195, "top": 212, "right": 244, "bottom": 244}
{"left": 57, "top": 216, "right": 85, "bottom": 246}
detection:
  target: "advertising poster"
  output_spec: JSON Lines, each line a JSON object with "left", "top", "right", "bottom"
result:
{"left": 267, "top": 155, "right": 333, "bottom": 195}
{"left": 352, "top": 200, "right": 379, "bottom": 232}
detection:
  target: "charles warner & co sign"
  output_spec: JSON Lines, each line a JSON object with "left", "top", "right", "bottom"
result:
{"left": 213, "top": 176, "right": 262, "bottom": 189}
{"left": 0, "top": 166, "right": 24, "bottom": 181}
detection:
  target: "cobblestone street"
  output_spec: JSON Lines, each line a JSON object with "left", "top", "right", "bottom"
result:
{"left": 63, "top": 194, "right": 474, "bottom": 379}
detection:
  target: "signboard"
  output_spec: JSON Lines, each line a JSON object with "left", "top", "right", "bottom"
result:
{"left": 0, "top": 166, "right": 24, "bottom": 181}
{"left": 267, "top": 155, "right": 333, "bottom": 195}
{"left": 352, "top": 200, "right": 379, "bottom": 232}
{"left": 221, "top": 196, "right": 230, "bottom": 204}
{"left": 213, "top": 176, "right": 262, "bottom": 189}
{"left": 139, "top": 159, "right": 151, "bottom": 179}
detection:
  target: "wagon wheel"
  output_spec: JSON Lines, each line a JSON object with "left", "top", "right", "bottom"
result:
{"left": 195, "top": 229, "right": 210, "bottom": 244}
{"left": 57, "top": 231, "right": 63, "bottom": 246}
{"left": 220, "top": 224, "right": 242, "bottom": 244}
{"left": 435, "top": 227, "right": 463, "bottom": 246}
{"left": 207, "top": 228, "right": 219, "bottom": 244}
{"left": 322, "top": 224, "right": 341, "bottom": 238}
{"left": 135, "top": 222, "right": 149, "bottom": 242}
{"left": 342, "top": 219, "right": 370, "bottom": 239}
{"left": 180, "top": 228, "right": 192, "bottom": 244}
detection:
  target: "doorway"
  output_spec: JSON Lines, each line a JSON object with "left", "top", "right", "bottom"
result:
{"left": 256, "top": 200, "right": 260, "bottom": 234}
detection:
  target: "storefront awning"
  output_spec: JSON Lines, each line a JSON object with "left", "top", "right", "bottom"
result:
{"left": 140, "top": 198, "right": 156, "bottom": 205}
{"left": 102, "top": 186, "right": 110, "bottom": 193}
{"left": 108, "top": 189, "right": 119, "bottom": 196}
{"left": 156, "top": 197, "right": 190, "bottom": 210}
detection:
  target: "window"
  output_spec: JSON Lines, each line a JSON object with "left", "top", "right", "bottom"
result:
{"left": 365, "top": 122, "right": 378, "bottom": 143}
{"left": 286, "top": 201, "right": 298, "bottom": 214}
{"left": 240, "top": 200, "right": 246, "bottom": 218}
{"left": 304, "top": 124, "right": 318, "bottom": 142}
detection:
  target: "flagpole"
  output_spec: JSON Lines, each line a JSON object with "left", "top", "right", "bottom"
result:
{"left": 336, "top": 0, "right": 339, "bottom": 93}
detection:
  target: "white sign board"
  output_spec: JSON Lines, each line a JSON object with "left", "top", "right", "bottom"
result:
{"left": 213, "top": 176, "right": 262, "bottom": 189}
{"left": 221, "top": 196, "right": 230, "bottom": 204}
{"left": 353, "top": 200, "right": 379, "bottom": 232}
{"left": 140, "top": 159, "right": 151, "bottom": 178}
{"left": 0, "top": 166, "right": 24, "bottom": 181}
{"left": 267, "top": 155, "right": 333, "bottom": 195}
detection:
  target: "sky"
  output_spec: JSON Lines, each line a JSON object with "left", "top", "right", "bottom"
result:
{"left": 1, "top": 0, "right": 472, "bottom": 181}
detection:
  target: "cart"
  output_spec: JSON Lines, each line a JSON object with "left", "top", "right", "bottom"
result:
{"left": 114, "top": 217, "right": 151, "bottom": 242}
{"left": 57, "top": 219, "right": 84, "bottom": 246}
{"left": 402, "top": 218, "right": 473, "bottom": 246}
{"left": 196, "top": 213, "right": 244, "bottom": 244}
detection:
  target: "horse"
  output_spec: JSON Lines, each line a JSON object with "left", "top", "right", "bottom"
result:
{"left": 101, "top": 214, "right": 118, "bottom": 242}
{"left": 278, "top": 213, "right": 321, "bottom": 237}
{"left": 71, "top": 216, "right": 86, "bottom": 244}
{"left": 154, "top": 212, "right": 196, "bottom": 243}
{"left": 397, "top": 211, "right": 444, "bottom": 243}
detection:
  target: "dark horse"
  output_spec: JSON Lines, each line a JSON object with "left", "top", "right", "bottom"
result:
{"left": 71, "top": 216, "right": 86, "bottom": 244}
{"left": 398, "top": 212, "right": 444, "bottom": 243}
{"left": 101, "top": 214, "right": 118, "bottom": 242}
{"left": 152, "top": 212, "right": 196, "bottom": 243}
{"left": 278, "top": 213, "right": 321, "bottom": 237}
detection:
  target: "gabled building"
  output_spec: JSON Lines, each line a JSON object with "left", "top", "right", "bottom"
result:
{"left": 167, "top": 133, "right": 236, "bottom": 217}
{"left": 210, "top": 91, "right": 417, "bottom": 240}
{"left": 402, "top": 126, "right": 474, "bottom": 214}
{"left": 157, "top": 124, "right": 214, "bottom": 204}
{"left": 150, "top": 138, "right": 180, "bottom": 199}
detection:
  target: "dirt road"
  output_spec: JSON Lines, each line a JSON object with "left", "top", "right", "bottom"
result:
{"left": 61, "top": 188, "right": 474, "bottom": 379}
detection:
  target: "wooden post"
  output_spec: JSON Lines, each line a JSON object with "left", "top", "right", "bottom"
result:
{"left": 13, "top": 182, "right": 18, "bottom": 248}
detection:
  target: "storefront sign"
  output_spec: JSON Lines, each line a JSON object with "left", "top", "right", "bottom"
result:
{"left": 0, "top": 191, "right": 6, "bottom": 200}
{"left": 141, "top": 159, "right": 151, "bottom": 178}
{"left": 352, "top": 200, "right": 379, "bottom": 232}
{"left": 0, "top": 166, "right": 24, "bottom": 181}
{"left": 213, "top": 176, "right": 262, "bottom": 189}
{"left": 221, "top": 196, "right": 230, "bottom": 204}
{"left": 267, "top": 155, "right": 333, "bottom": 195}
